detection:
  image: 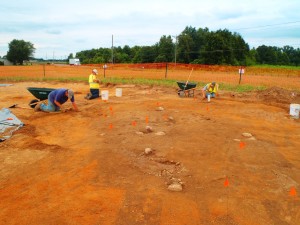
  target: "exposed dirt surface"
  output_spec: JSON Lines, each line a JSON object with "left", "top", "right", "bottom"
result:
{"left": 225, "top": 86, "right": 300, "bottom": 109}
{"left": 256, "top": 87, "right": 300, "bottom": 105}
{"left": 0, "top": 82, "right": 300, "bottom": 225}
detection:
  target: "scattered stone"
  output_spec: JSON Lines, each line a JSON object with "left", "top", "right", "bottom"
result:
{"left": 144, "top": 148, "right": 153, "bottom": 155}
{"left": 161, "top": 169, "right": 172, "bottom": 177}
{"left": 167, "top": 183, "right": 183, "bottom": 192}
{"left": 145, "top": 126, "right": 153, "bottom": 133}
{"left": 248, "top": 137, "right": 256, "bottom": 141}
{"left": 169, "top": 178, "right": 183, "bottom": 185}
{"left": 135, "top": 131, "right": 144, "bottom": 135}
{"left": 242, "top": 132, "right": 253, "bottom": 137}
{"left": 155, "top": 131, "right": 166, "bottom": 136}
{"left": 100, "top": 133, "right": 105, "bottom": 136}
{"left": 170, "top": 177, "right": 178, "bottom": 183}
{"left": 156, "top": 107, "right": 164, "bottom": 111}
{"left": 168, "top": 116, "right": 174, "bottom": 121}
{"left": 233, "top": 139, "right": 241, "bottom": 142}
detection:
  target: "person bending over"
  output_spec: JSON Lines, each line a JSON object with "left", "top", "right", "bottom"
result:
{"left": 202, "top": 82, "right": 219, "bottom": 99}
{"left": 36, "top": 89, "right": 78, "bottom": 112}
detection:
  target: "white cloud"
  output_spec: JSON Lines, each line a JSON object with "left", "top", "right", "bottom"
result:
{"left": 0, "top": 0, "right": 299, "bottom": 58}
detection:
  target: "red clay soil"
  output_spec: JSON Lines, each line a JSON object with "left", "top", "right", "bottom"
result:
{"left": 0, "top": 82, "right": 300, "bottom": 225}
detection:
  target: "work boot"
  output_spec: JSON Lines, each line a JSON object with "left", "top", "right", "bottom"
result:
{"left": 34, "top": 102, "right": 42, "bottom": 112}
{"left": 84, "top": 93, "right": 92, "bottom": 99}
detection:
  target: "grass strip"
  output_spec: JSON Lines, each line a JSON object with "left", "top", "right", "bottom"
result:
{"left": 0, "top": 76, "right": 267, "bottom": 93}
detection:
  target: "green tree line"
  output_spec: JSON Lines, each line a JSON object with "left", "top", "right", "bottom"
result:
{"left": 75, "top": 26, "right": 300, "bottom": 66}
{"left": 3, "top": 26, "right": 300, "bottom": 66}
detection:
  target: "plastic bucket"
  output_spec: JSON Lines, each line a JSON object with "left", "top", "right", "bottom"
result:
{"left": 116, "top": 88, "right": 122, "bottom": 97}
{"left": 290, "top": 104, "right": 300, "bottom": 119}
{"left": 101, "top": 90, "right": 109, "bottom": 101}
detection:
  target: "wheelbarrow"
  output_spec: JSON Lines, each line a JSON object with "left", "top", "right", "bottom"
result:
{"left": 27, "top": 87, "right": 56, "bottom": 108}
{"left": 177, "top": 81, "right": 197, "bottom": 97}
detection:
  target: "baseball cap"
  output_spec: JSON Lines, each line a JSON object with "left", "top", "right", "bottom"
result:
{"left": 92, "top": 69, "right": 98, "bottom": 74}
{"left": 68, "top": 89, "right": 74, "bottom": 99}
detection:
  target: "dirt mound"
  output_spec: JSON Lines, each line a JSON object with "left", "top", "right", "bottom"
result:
{"left": 256, "top": 87, "right": 300, "bottom": 105}
{"left": 224, "top": 86, "right": 300, "bottom": 108}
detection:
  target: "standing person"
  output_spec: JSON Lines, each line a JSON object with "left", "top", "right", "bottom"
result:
{"left": 36, "top": 89, "right": 78, "bottom": 112}
{"left": 202, "top": 82, "right": 219, "bottom": 99}
{"left": 85, "top": 68, "right": 100, "bottom": 100}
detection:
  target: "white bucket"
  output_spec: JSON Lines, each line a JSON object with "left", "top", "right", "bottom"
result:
{"left": 290, "top": 104, "right": 300, "bottom": 119}
{"left": 101, "top": 90, "right": 109, "bottom": 101}
{"left": 116, "top": 88, "right": 122, "bottom": 97}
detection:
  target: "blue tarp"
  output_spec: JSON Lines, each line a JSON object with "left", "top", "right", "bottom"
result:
{"left": 0, "top": 108, "right": 24, "bottom": 142}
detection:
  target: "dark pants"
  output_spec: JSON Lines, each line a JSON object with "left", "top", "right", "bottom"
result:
{"left": 90, "top": 89, "right": 100, "bottom": 99}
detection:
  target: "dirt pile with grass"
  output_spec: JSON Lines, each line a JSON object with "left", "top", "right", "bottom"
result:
{"left": 256, "top": 86, "right": 300, "bottom": 105}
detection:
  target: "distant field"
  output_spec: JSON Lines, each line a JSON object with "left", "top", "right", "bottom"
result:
{"left": 0, "top": 63, "right": 299, "bottom": 90}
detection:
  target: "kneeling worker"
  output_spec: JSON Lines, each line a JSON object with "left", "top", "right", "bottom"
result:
{"left": 36, "top": 89, "right": 78, "bottom": 112}
{"left": 85, "top": 68, "right": 100, "bottom": 100}
{"left": 202, "top": 82, "right": 219, "bottom": 99}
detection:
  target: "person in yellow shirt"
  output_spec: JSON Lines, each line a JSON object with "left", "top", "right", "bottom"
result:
{"left": 202, "top": 82, "right": 219, "bottom": 99}
{"left": 85, "top": 69, "right": 100, "bottom": 100}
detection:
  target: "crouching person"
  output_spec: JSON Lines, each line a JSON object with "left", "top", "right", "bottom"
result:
{"left": 36, "top": 89, "right": 78, "bottom": 112}
{"left": 202, "top": 82, "right": 219, "bottom": 100}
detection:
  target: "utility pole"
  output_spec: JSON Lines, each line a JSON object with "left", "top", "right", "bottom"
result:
{"left": 172, "top": 35, "right": 177, "bottom": 66}
{"left": 111, "top": 35, "right": 114, "bottom": 64}
{"left": 175, "top": 35, "right": 177, "bottom": 66}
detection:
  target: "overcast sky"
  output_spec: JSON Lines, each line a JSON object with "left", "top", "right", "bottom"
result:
{"left": 1, "top": 0, "right": 299, "bottom": 59}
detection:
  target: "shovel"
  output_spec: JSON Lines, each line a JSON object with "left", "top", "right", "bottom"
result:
{"left": 183, "top": 68, "right": 194, "bottom": 91}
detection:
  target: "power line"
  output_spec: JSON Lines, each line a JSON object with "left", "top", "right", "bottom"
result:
{"left": 234, "top": 20, "right": 300, "bottom": 31}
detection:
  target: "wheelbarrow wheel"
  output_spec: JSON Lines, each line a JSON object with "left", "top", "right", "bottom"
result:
{"left": 177, "top": 90, "right": 185, "bottom": 98}
{"left": 29, "top": 99, "right": 39, "bottom": 108}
